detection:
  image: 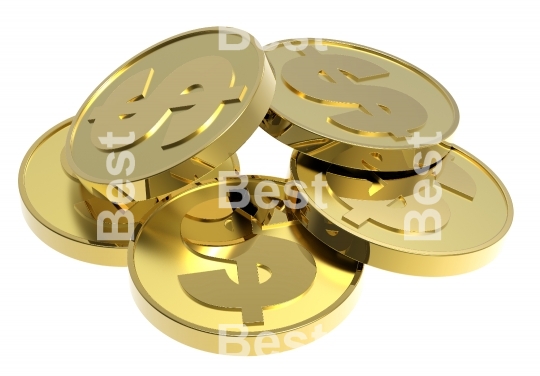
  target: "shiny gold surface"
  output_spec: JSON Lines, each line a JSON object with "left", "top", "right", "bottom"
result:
{"left": 262, "top": 39, "right": 458, "bottom": 172}
{"left": 129, "top": 177, "right": 362, "bottom": 355}
{"left": 289, "top": 144, "right": 513, "bottom": 276}
{"left": 19, "top": 118, "right": 240, "bottom": 266}
{"left": 67, "top": 27, "right": 275, "bottom": 201}
{"left": 17, "top": 27, "right": 512, "bottom": 358}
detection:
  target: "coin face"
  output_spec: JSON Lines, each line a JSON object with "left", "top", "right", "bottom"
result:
{"left": 129, "top": 176, "right": 362, "bottom": 355}
{"left": 67, "top": 27, "right": 275, "bottom": 200}
{"left": 289, "top": 144, "right": 513, "bottom": 276}
{"left": 261, "top": 39, "right": 458, "bottom": 172}
{"left": 19, "top": 118, "right": 240, "bottom": 266}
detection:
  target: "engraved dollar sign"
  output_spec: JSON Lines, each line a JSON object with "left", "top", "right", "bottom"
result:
{"left": 335, "top": 155, "right": 477, "bottom": 233}
{"left": 179, "top": 235, "right": 316, "bottom": 325}
{"left": 281, "top": 46, "right": 428, "bottom": 137}
{"left": 89, "top": 56, "right": 246, "bottom": 150}
{"left": 341, "top": 192, "right": 451, "bottom": 233}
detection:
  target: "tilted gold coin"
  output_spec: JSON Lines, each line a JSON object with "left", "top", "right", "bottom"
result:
{"left": 129, "top": 176, "right": 362, "bottom": 355}
{"left": 289, "top": 144, "right": 513, "bottom": 276}
{"left": 261, "top": 38, "right": 458, "bottom": 172}
{"left": 67, "top": 27, "right": 275, "bottom": 201}
{"left": 19, "top": 118, "right": 240, "bottom": 266}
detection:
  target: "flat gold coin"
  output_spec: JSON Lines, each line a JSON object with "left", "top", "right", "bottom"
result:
{"left": 289, "top": 144, "right": 513, "bottom": 276}
{"left": 19, "top": 118, "right": 240, "bottom": 266}
{"left": 261, "top": 39, "right": 458, "bottom": 172}
{"left": 67, "top": 27, "right": 275, "bottom": 201}
{"left": 129, "top": 176, "right": 362, "bottom": 355}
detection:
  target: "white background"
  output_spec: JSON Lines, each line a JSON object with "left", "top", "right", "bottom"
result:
{"left": 1, "top": 0, "right": 538, "bottom": 374}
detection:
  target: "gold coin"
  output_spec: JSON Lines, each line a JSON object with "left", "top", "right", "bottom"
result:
{"left": 67, "top": 27, "right": 275, "bottom": 201}
{"left": 261, "top": 38, "right": 458, "bottom": 172}
{"left": 19, "top": 118, "right": 240, "bottom": 266}
{"left": 289, "top": 144, "right": 513, "bottom": 276}
{"left": 129, "top": 176, "right": 362, "bottom": 355}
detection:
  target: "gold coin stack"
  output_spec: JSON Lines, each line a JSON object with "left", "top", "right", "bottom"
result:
{"left": 261, "top": 39, "right": 513, "bottom": 277}
{"left": 19, "top": 27, "right": 513, "bottom": 356}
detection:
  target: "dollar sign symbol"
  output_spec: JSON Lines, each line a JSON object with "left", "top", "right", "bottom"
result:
{"left": 281, "top": 46, "right": 428, "bottom": 137}
{"left": 334, "top": 155, "right": 477, "bottom": 234}
{"left": 178, "top": 235, "right": 316, "bottom": 325}
{"left": 88, "top": 56, "right": 246, "bottom": 150}
{"left": 341, "top": 191, "right": 451, "bottom": 233}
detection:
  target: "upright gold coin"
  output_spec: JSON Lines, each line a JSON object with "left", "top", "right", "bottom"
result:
{"left": 19, "top": 118, "right": 240, "bottom": 266}
{"left": 129, "top": 176, "right": 362, "bottom": 355}
{"left": 67, "top": 27, "right": 275, "bottom": 201}
{"left": 261, "top": 39, "right": 458, "bottom": 172}
{"left": 289, "top": 144, "right": 513, "bottom": 276}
